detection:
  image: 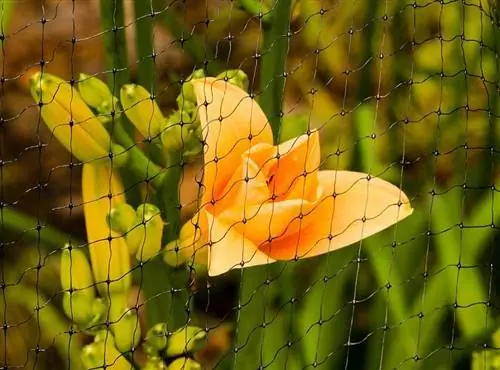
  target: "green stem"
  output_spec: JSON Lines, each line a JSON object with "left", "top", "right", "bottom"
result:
{"left": 155, "top": 1, "right": 223, "bottom": 75}
{"left": 0, "top": 206, "right": 82, "bottom": 250}
{"left": 236, "top": 0, "right": 273, "bottom": 23}
{"left": 258, "top": 0, "right": 294, "bottom": 141}
{"left": 131, "top": 1, "right": 167, "bottom": 168}
{"left": 99, "top": 0, "right": 130, "bottom": 97}
{"left": 99, "top": 0, "right": 142, "bottom": 206}
{"left": 142, "top": 155, "right": 189, "bottom": 330}
{"left": 112, "top": 119, "right": 164, "bottom": 189}
{"left": 133, "top": 0, "right": 155, "bottom": 89}
{"left": 0, "top": 0, "right": 13, "bottom": 32}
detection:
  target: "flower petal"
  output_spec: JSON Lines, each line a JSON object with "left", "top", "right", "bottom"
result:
{"left": 247, "top": 131, "right": 321, "bottom": 201}
{"left": 212, "top": 156, "right": 270, "bottom": 217}
{"left": 218, "top": 193, "right": 320, "bottom": 249}
{"left": 192, "top": 77, "right": 273, "bottom": 206}
{"left": 261, "top": 171, "right": 413, "bottom": 260}
{"left": 204, "top": 210, "right": 275, "bottom": 276}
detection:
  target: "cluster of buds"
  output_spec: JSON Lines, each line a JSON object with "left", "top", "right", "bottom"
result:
{"left": 142, "top": 323, "right": 206, "bottom": 369}
{"left": 107, "top": 202, "right": 164, "bottom": 262}
{"left": 31, "top": 69, "right": 249, "bottom": 369}
{"left": 60, "top": 245, "right": 141, "bottom": 360}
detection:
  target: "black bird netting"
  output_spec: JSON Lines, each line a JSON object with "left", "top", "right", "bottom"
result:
{"left": 0, "top": 1, "right": 499, "bottom": 369}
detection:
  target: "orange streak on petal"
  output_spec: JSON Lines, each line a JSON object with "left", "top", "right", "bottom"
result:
{"left": 271, "top": 131, "right": 321, "bottom": 201}
{"left": 192, "top": 78, "right": 273, "bottom": 207}
{"left": 219, "top": 195, "right": 319, "bottom": 249}
{"left": 247, "top": 131, "right": 321, "bottom": 201}
{"left": 262, "top": 170, "right": 413, "bottom": 260}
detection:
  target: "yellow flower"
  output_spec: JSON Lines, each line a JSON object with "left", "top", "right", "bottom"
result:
{"left": 177, "top": 77, "right": 414, "bottom": 276}
{"left": 29, "top": 72, "right": 111, "bottom": 163}
{"left": 82, "top": 162, "right": 131, "bottom": 295}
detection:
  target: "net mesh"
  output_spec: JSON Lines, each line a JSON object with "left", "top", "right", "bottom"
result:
{"left": 0, "top": 0, "right": 499, "bottom": 369}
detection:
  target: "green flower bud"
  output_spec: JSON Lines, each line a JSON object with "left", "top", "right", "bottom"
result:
{"left": 163, "top": 241, "right": 185, "bottom": 268}
{"left": 29, "top": 72, "right": 111, "bottom": 163}
{"left": 107, "top": 203, "right": 137, "bottom": 235}
{"left": 161, "top": 110, "right": 202, "bottom": 158}
{"left": 62, "top": 291, "right": 94, "bottom": 325}
{"left": 279, "top": 114, "right": 309, "bottom": 143}
{"left": 95, "top": 95, "right": 121, "bottom": 125}
{"left": 84, "top": 297, "right": 108, "bottom": 331}
{"left": 165, "top": 326, "right": 207, "bottom": 358}
{"left": 120, "top": 84, "right": 164, "bottom": 139}
{"left": 111, "top": 143, "right": 129, "bottom": 168}
{"left": 166, "top": 358, "right": 201, "bottom": 370}
{"left": 97, "top": 96, "right": 121, "bottom": 119}
{"left": 60, "top": 246, "right": 95, "bottom": 299}
{"left": 176, "top": 69, "right": 205, "bottom": 112}
{"left": 163, "top": 219, "right": 207, "bottom": 269}
{"left": 81, "top": 333, "right": 133, "bottom": 369}
{"left": 145, "top": 322, "right": 168, "bottom": 352}
{"left": 126, "top": 204, "right": 164, "bottom": 261}
{"left": 142, "top": 357, "right": 168, "bottom": 370}
{"left": 216, "top": 69, "right": 249, "bottom": 91}
{"left": 77, "top": 73, "right": 114, "bottom": 110}
{"left": 109, "top": 293, "right": 142, "bottom": 353}
{"left": 161, "top": 121, "right": 183, "bottom": 154}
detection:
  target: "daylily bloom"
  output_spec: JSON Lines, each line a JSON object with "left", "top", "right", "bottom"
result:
{"left": 176, "top": 77, "right": 413, "bottom": 276}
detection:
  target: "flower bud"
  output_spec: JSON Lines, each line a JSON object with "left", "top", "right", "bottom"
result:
{"left": 29, "top": 72, "right": 111, "bottom": 163}
{"left": 96, "top": 96, "right": 121, "bottom": 123}
{"left": 160, "top": 120, "right": 183, "bottom": 154}
{"left": 165, "top": 326, "right": 207, "bottom": 358}
{"left": 145, "top": 322, "right": 168, "bottom": 352}
{"left": 163, "top": 241, "right": 187, "bottom": 268}
{"left": 62, "top": 291, "right": 94, "bottom": 325}
{"left": 164, "top": 217, "right": 207, "bottom": 268}
{"left": 176, "top": 69, "right": 205, "bottom": 112}
{"left": 86, "top": 297, "right": 108, "bottom": 330}
{"left": 77, "top": 73, "right": 114, "bottom": 110}
{"left": 60, "top": 246, "right": 95, "bottom": 299}
{"left": 120, "top": 84, "right": 164, "bottom": 139}
{"left": 126, "top": 204, "right": 164, "bottom": 261}
{"left": 216, "top": 69, "right": 249, "bottom": 91}
{"left": 81, "top": 333, "right": 133, "bottom": 369}
{"left": 107, "top": 203, "right": 137, "bottom": 235}
{"left": 108, "top": 293, "right": 142, "bottom": 353}
{"left": 142, "top": 357, "right": 168, "bottom": 370}
{"left": 166, "top": 358, "right": 201, "bottom": 370}
{"left": 82, "top": 163, "right": 131, "bottom": 296}
{"left": 110, "top": 143, "right": 129, "bottom": 168}
{"left": 161, "top": 110, "right": 202, "bottom": 158}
